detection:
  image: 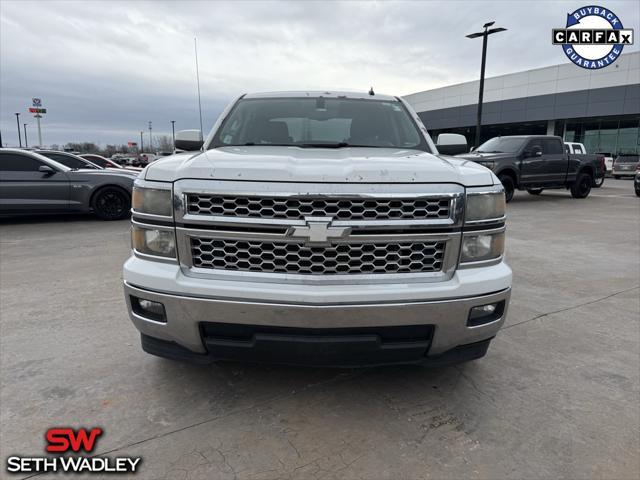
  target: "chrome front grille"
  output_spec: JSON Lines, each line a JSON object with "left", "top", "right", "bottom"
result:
{"left": 191, "top": 238, "right": 445, "bottom": 275}
{"left": 186, "top": 194, "right": 450, "bottom": 221}
{"left": 174, "top": 180, "right": 464, "bottom": 284}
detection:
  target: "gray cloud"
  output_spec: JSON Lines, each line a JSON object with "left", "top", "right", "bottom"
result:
{"left": 1, "top": 0, "right": 638, "bottom": 147}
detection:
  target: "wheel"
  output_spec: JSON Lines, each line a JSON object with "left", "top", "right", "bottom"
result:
{"left": 614, "top": 175, "right": 621, "bottom": 179}
{"left": 499, "top": 175, "right": 515, "bottom": 203}
{"left": 570, "top": 172, "right": 592, "bottom": 199}
{"left": 635, "top": 187, "right": 640, "bottom": 197}
{"left": 91, "top": 187, "right": 131, "bottom": 220}
{"left": 526, "top": 188, "right": 543, "bottom": 195}
{"left": 593, "top": 176, "right": 605, "bottom": 188}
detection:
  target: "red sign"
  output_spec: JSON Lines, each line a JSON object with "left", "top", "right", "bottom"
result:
{"left": 28, "top": 108, "right": 46, "bottom": 114}
{"left": 45, "top": 427, "right": 103, "bottom": 453}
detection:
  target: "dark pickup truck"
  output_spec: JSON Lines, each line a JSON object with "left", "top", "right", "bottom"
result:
{"left": 456, "top": 135, "right": 605, "bottom": 202}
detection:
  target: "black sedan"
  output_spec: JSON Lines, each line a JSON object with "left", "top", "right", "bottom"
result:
{"left": 0, "top": 149, "right": 136, "bottom": 220}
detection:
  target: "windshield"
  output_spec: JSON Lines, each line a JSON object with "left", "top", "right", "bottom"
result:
{"left": 615, "top": 155, "right": 639, "bottom": 163}
{"left": 211, "top": 97, "right": 427, "bottom": 150}
{"left": 476, "top": 137, "right": 526, "bottom": 154}
{"left": 82, "top": 155, "right": 118, "bottom": 168}
{"left": 40, "top": 152, "right": 101, "bottom": 170}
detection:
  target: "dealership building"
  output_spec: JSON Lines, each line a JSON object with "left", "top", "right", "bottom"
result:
{"left": 404, "top": 51, "right": 639, "bottom": 156}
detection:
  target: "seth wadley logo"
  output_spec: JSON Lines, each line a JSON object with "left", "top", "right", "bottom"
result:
{"left": 6, "top": 427, "right": 142, "bottom": 475}
{"left": 553, "top": 5, "right": 634, "bottom": 69}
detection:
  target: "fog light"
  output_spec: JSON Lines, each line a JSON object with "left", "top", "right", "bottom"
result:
{"left": 468, "top": 301, "right": 504, "bottom": 327}
{"left": 131, "top": 296, "right": 166, "bottom": 322}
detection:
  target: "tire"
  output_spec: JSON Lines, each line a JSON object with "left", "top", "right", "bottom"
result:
{"left": 614, "top": 175, "right": 621, "bottom": 179}
{"left": 635, "top": 188, "right": 640, "bottom": 197}
{"left": 499, "top": 174, "right": 515, "bottom": 203}
{"left": 91, "top": 187, "right": 131, "bottom": 220}
{"left": 571, "top": 172, "right": 592, "bottom": 199}
{"left": 526, "top": 188, "right": 543, "bottom": 195}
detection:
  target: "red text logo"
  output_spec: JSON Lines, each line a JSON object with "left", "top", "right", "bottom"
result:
{"left": 45, "top": 428, "right": 103, "bottom": 453}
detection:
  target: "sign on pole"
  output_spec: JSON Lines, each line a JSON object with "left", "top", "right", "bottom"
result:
{"left": 29, "top": 98, "right": 45, "bottom": 147}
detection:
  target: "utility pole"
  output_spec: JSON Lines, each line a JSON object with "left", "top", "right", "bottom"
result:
{"left": 171, "top": 120, "right": 176, "bottom": 149}
{"left": 148, "top": 121, "right": 152, "bottom": 153}
{"left": 194, "top": 37, "right": 204, "bottom": 135}
{"left": 466, "top": 21, "right": 507, "bottom": 148}
{"left": 140, "top": 131, "right": 144, "bottom": 153}
{"left": 15, "top": 113, "right": 22, "bottom": 147}
{"left": 35, "top": 114, "right": 43, "bottom": 147}
{"left": 23, "top": 124, "right": 28, "bottom": 148}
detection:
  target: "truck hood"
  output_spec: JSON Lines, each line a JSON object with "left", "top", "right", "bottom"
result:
{"left": 455, "top": 152, "right": 516, "bottom": 162}
{"left": 144, "top": 147, "right": 495, "bottom": 186}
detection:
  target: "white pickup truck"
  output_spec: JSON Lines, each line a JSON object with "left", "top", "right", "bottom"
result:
{"left": 123, "top": 91, "right": 512, "bottom": 367}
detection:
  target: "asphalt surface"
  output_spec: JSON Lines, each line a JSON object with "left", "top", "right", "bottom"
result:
{"left": 1, "top": 179, "right": 639, "bottom": 480}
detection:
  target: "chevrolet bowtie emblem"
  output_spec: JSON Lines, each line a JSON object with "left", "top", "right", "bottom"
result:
{"left": 286, "top": 217, "right": 351, "bottom": 245}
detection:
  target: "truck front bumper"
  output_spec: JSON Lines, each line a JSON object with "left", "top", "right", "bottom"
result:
{"left": 123, "top": 257, "right": 511, "bottom": 366}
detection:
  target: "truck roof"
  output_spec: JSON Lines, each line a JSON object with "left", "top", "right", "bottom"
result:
{"left": 243, "top": 91, "right": 398, "bottom": 101}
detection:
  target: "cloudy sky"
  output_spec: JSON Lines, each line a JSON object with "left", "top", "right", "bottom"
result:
{"left": 1, "top": 0, "right": 638, "bottom": 147}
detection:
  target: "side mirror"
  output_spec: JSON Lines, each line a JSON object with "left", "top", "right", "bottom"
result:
{"left": 175, "top": 130, "right": 203, "bottom": 151}
{"left": 436, "top": 133, "right": 468, "bottom": 155}
{"left": 531, "top": 146, "right": 543, "bottom": 157}
{"left": 39, "top": 165, "right": 55, "bottom": 175}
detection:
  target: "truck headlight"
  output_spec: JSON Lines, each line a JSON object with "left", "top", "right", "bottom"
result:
{"left": 461, "top": 231, "right": 505, "bottom": 263}
{"left": 132, "top": 186, "right": 173, "bottom": 217}
{"left": 132, "top": 225, "right": 176, "bottom": 258}
{"left": 465, "top": 187, "right": 505, "bottom": 223}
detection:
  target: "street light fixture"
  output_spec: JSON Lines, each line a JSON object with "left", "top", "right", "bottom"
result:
{"left": 466, "top": 21, "right": 507, "bottom": 148}
{"left": 15, "top": 113, "right": 22, "bottom": 147}
{"left": 171, "top": 120, "right": 176, "bottom": 150}
{"left": 23, "top": 124, "right": 28, "bottom": 148}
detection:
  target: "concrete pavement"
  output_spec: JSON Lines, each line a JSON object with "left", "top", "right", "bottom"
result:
{"left": 1, "top": 179, "right": 638, "bottom": 479}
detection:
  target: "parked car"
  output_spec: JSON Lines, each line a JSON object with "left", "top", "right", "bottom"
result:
{"left": 612, "top": 154, "right": 640, "bottom": 179}
{"left": 563, "top": 143, "right": 605, "bottom": 187}
{"left": 565, "top": 142, "right": 587, "bottom": 154}
{"left": 138, "top": 153, "right": 156, "bottom": 165}
{"left": 123, "top": 91, "right": 511, "bottom": 367}
{"left": 0, "top": 149, "right": 134, "bottom": 219}
{"left": 80, "top": 154, "right": 143, "bottom": 172}
{"left": 595, "top": 152, "right": 614, "bottom": 174}
{"left": 456, "top": 135, "right": 604, "bottom": 202}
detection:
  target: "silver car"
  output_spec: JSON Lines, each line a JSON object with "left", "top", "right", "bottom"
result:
{"left": 0, "top": 148, "right": 137, "bottom": 220}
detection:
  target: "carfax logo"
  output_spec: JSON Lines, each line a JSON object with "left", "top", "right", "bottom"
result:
{"left": 553, "top": 5, "right": 634, "bottom": 69}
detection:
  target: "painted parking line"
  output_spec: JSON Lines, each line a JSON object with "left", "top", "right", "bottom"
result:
{"left": 589, "top": 194, "right": 638, "bottom": 198}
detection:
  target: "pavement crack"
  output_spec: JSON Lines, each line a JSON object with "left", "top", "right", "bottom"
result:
{"left": 503, "top": 285, "right": 639, "bottom": 330}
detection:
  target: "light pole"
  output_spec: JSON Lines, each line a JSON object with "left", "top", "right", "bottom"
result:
{"left": 466, "top": 21, "right": 507, "bottom": 148}
{"left": 148, "top": 121, "right": 152, "bottom": 153}
{"left": 15, "top": 113, "right": 22, "bottom": 147}
{"left": 23, "top": 124, "right": 28, "bottom": 148}
{"left": 171, "top": 120, "right": 176, "bottom": 150}
{"left": 140, "top": 131, "right": 144, "bottom": 153}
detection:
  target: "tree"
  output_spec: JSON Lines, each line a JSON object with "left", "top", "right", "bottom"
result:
{"left": 156, "top": 135, "right": 173, "bottom": 153}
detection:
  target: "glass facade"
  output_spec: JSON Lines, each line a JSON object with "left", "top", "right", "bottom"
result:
{"left": 429, "top": 114, "right": 640, "bottom": 155}
{"left": 564, "top": 115, "right": 640, "bottom": 156}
